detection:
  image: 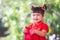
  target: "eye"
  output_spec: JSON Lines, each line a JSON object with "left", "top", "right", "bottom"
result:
{"left": 37, "top": 14, "right": 40, "bottom": 16}
{"left": 33, "top": 14, "right": 35, "bottom": 16}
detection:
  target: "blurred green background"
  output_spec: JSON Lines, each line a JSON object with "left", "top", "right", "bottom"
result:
{"left": 0, "top": 0, "right": 60, "bottom": 40}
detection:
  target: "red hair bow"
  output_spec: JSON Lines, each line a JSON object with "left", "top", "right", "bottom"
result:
{"left": 41, "top": 5, "right": 45, "bottom": 10}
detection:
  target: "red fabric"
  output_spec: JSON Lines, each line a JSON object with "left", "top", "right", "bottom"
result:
{"left": 24, "top": 21, "right": 49, "bottom": 40}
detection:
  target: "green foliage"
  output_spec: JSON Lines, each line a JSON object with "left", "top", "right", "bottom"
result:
{"left": 0, "top": 0, "right": 60, "bottom": 40}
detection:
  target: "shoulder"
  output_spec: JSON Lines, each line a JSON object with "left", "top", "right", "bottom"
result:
{"left": 42, "top": 22, "right": 48, "bottom": 27}
{"left": 41, "top": 22, "right": 49, "bottom": 32}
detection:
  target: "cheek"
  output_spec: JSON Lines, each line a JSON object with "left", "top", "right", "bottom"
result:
{"left": 38, "top": 16, "right": 43, "bottom": 20}
{"left": 31, "top": 15, "right": 33, "bottom": 18}
{"left": 31, "top": 16, "right": 34, "bottom": 20}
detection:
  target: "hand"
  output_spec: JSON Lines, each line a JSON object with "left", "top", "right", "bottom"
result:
{"left": 33, "top": 29, "right": 38, "bottom": 33}
{"left": 23, "top": 28, "right": 28, "bottom": 33}
{"left": 30, "top": 29, "right": 37, "bottom": 34}
{"left": 30, "top": 29, "right": 34, "bottom": 34}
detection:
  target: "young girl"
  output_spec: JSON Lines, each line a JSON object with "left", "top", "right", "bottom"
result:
{"left": 23, "top": 5, "right": 49, "bottom": 40}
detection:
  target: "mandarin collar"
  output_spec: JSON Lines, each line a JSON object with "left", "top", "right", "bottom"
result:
{"left": 32, "top": 21, "right": 43, "bottom": 26}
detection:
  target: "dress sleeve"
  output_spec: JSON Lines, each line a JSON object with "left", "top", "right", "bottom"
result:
{"left": 41, "top": 24, "right": 49, "bottom": 33}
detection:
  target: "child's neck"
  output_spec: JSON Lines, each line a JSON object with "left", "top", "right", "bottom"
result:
{"left": 33, "top": 20, "right": 43, "bottom": 25}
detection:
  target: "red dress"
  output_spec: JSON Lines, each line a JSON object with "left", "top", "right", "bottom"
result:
{"left": 24, "top": 21, "right": 49, "bottom": 40}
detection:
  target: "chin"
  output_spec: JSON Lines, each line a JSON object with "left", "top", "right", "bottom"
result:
{"left": 33, "top": 21, "right": 38, "bottom": 23}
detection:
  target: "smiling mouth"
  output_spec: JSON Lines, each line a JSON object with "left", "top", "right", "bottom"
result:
{"left": 33, "top": 19, "right": 38, "bottom": 20}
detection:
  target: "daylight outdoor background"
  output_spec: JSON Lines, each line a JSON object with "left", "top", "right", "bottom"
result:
{"left": 0, "top": 0, "right": 60, "bottom": 40}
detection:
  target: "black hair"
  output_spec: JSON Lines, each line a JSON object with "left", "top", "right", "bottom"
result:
{"left": 31, "top": 4, "right": 47, "bottom": 16}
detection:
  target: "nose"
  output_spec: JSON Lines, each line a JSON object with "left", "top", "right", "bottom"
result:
{"left": 34, "top": 16, "right": 37, "bottom": 18}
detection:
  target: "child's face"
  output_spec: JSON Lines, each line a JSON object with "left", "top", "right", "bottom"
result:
{"left": 31, "top": 12, "right": 43, "bottom": 23}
